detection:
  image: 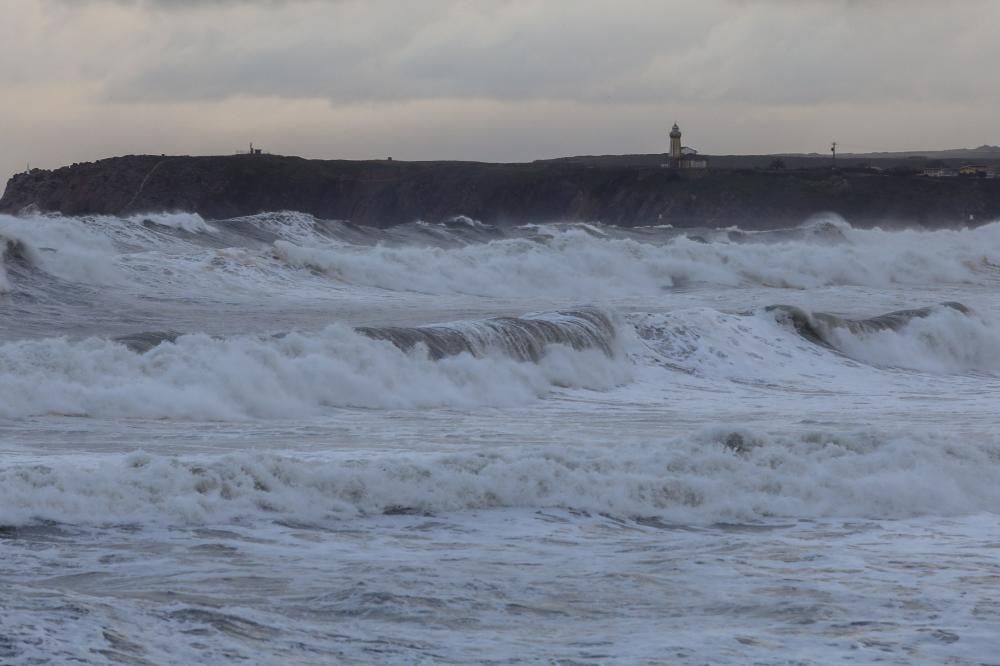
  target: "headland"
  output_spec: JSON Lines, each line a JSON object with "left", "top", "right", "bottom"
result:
{"left": 3, "top": 152, "right": 1000, "bottom": 229}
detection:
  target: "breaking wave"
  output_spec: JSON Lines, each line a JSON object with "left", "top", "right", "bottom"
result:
{"left": 768, "top": 302, "right": 1000, "bottom": 374}
{"left": 273, "top": 219, "right": 1000, "bottom": 296}
{"left": 5, "top": 212, "right": 1000, "bottom": 302}
{"left": 356, "top": 308, "right": 616, "bottom": 361}
{"left": 0, "top": 309, "right": 628, "bottom": 419}
{"left": 0, "top": 237, "right": 21, "bottom": 293}
{"left": 630, "top": 301, "right": 1000, "bottom": 381}
{"left": 0, "top": 214, "right": 122, "bottom": 285}
{"left": 3, "top": 428, "right": 1000, "bottom": 527}
{"left": 126, "top": 212, "right": 218, "bottom": 233}
{"left": 4, "top": 299, "right": 998, "bottom": 420}
{"left": 4, "top": 210, "right": 1000, "bottom": 530}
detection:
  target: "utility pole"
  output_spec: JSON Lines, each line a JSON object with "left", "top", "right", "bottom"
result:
{"left": 831, "top": 141, "right": 837, "bottom": 167}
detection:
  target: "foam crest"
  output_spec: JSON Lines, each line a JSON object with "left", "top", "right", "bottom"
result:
{"left": 629, "top": 307, "right": 846, "bottom": 384}
{"left": 274, "top": 221, "right": 1000, "bottom": 297}
{"left": 4, "top": 429, "right": 1000, "bottom": 527}
{"left": 629, "top": 302, "right": 1000, "bottom": 384}
{"left": 815, "top": 306, "right": 1000, "bottom": 374}
{"left": 0, "top": 214, "right": 122, "bottom": 284}
{"left": 127, "top": 212, "right": 217, "bottom": 233}
{"left": 0, "top": 318, "right": 629, "bottom": 419}
{"left": 225, "top": 211, "right": 345, "bottom": 245}
{"left": 7, "top": 213, "right": 1000, "bottom": 299}
{"left": 0, "top": 238, "right": 14, "bottom": 293}
{"left": 358, "top": 308, "right": 617, "bottom": 361}
{"left": 273, "top": 230, "right": 675, "bottom": 298}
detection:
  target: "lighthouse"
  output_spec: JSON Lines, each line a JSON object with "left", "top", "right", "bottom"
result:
{"left": 662, "top": 122, "right": 708, "bottom": 169}
{"left": 669, "top": 122, "right": 682, "bottom": 161}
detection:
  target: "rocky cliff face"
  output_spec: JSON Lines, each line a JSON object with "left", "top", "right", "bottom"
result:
{"left": 3, "top": 154, "right": 1000, "bottom": 228}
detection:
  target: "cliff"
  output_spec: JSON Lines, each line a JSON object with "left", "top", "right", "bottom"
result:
{"left": 3, "top": 154, "right": 1000, "bottom": 228}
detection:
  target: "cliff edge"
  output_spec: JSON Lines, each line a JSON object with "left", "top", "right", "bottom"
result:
{"left": 3, "top": 154, "right": 1000, "bottom": 228}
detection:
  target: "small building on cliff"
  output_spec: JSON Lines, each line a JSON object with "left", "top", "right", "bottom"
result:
{"left": 663, "top": 123, "right": 708, "bottom": 169}
{"left": 959, "top": 164, "right": 990, "bottom": 177}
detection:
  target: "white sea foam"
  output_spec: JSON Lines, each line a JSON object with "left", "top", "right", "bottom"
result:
{"left": 274, "top": 221, "right": 1000, "bottom": 297}
{"left": 0, "top": 214, "right": 122, "bottom": 284}
{"left": 231, "top": 210, "right": 345, "bottom": 245}
{"left": 7, "top": 212, "right": 1000, "bottom": 302}
{"left": 820, "top": 306, "right": 1000, "bottom": 374}
{"left": 5, "top": 212, "right": 1000, "bottom": 665}
{"left": 629, "top": 303, "right": 1000, "bottom": 384}
{"left": 0, "top": 325, "right": 629, "bottom": 419}
{"left": 0, "top": 243, "right": 10, "bottom": 293}
{"left": 0, "top": 212, "right": 352, "bottom": 303}
{"left": 3, "top": 428, "right": 999, "bottom": 527}
{"left": 127, "top": 212, "right": 218, "bottom": 233}
{"left": 629, "top": 307, "right": 864, "bottom": 389}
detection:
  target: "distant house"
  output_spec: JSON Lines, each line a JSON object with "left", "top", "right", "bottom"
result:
{"left": 959, "top": 164, "right": 988, "bottom": 177}
{"left": 922, "top": 167, "right": 958, "bottom": 177}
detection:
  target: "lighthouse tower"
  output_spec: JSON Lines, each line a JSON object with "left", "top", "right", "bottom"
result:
{"left": 661, "top": 122, "right": 707, "bottom": 170}
{"left": 669, "top": 122, "right": 682, "bottom": 161}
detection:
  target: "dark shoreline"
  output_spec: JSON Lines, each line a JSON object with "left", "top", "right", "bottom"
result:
{"left": 3, "top": 154, "right": 1000, "bottom": 229}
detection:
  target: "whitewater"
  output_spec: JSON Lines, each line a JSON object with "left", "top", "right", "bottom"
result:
{"left": 3, "top": 210, "right": 1000, "bottom": 664}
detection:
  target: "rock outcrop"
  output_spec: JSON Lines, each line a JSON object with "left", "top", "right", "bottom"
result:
{"left": 3, "top": 154, "right": 1000, "bottom": 228}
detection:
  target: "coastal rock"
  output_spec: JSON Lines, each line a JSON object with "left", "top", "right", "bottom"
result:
{"left": 3, "top": 154, "right": 1000, "bottom": 228}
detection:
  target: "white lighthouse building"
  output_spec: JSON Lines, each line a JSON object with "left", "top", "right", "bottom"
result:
{"left": 669, "top": 123, "right": 683, "bottom": 161}
{"left": 665, "top": 122, "right": 708, "bottom": 169}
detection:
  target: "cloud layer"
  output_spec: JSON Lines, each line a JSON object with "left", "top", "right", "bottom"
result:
{"left": 1, "top": 0, "right": 998, "bottom": 180}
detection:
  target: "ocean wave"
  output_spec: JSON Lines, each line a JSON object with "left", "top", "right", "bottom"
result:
{"left": 221, "top": 211, "right": 354, "bottom": 246}
{"left": 0, "top": 214, "right": 122, "bottom": 285}
{"left": 0, "top": 212, "right": 343, "bottom": 302}
{"left": 6, "top": 212, "right": 1000, "bottom": 298}
{"left": 357, "top": 307, "right": 617, "bottom": 361}
{"left": 3, "top": 428, "right": 999, "bottom": 527}
{"left": 769, "top": 302, "right": 1000, "bottom": 374}
{"left": 274, "top": 221, "right": 1000, "bottom": 297}
{"left": 127, "top": 212, "right": 218, "bottom": 233}
{"left": 630, "top": 302, "right": 1000, "bottom": 381}
{"left": 0, "top": 310, "right": 628, "bottom": 419}
{"left": 0, "top": 237, "right": 20, "bottom": 293}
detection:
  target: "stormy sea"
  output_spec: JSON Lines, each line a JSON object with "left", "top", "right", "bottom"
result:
{"left": 3, "top": 210, "right": 1000, "bottom": 665}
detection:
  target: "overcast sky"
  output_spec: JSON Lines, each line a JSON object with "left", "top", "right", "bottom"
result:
{"left": 2, "top": 0, "right": 998, "bottom": 179}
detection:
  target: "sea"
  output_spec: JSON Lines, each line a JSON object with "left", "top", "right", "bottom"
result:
{"left": 2, "top": 210, "right": 1000, "bottom": 665}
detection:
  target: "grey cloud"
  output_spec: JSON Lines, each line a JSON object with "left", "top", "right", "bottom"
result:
{"left": 3, "top": 0, "right": 999, "bottom": 181}
{"left": 108, "top": 8, "right": 682, "bottom": 103}
{"left": 54, "top": 0, "right": 311, "bottom": 6}
{"left": 91, "top": 0, "right": 1000, "bottom": 108}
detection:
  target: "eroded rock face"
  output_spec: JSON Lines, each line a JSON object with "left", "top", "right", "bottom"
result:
{"left": 3, "top": 154, "right": 999, "bottom": 229}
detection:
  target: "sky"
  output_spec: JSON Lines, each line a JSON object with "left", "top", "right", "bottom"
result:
{"left": 1, "top": 0, "right": 998, "bottom": 180}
